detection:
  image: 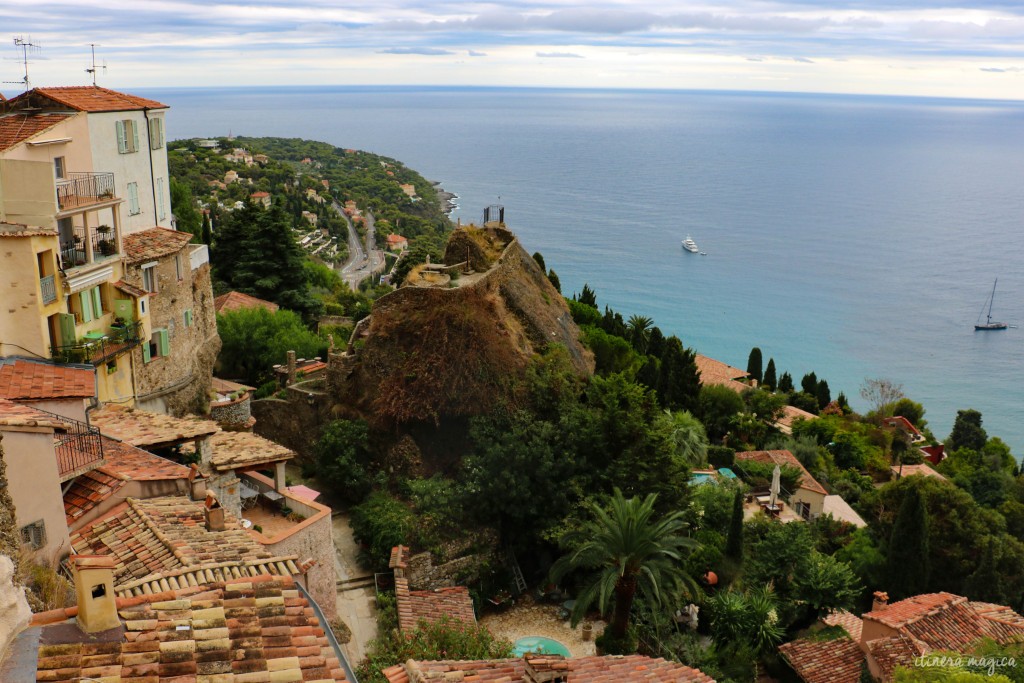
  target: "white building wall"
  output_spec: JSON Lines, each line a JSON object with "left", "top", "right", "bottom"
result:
{"left": 86, "top": 110, "right": 172, "bottom": 235}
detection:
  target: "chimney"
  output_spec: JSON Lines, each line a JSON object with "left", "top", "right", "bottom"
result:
{"left": 70, "top": 555, "right": 119, "bottom": 634}
{"left": 872, "top": 591, "right": 889, "bottom": 612}
{"left": 287, "top": 350, "right": 297, "bottom": 386}
{"left": 188, "top": 463, "right": 206, "bottom": 500}
{"left": 204, "top": 491, "right": 225, "bottom": 532}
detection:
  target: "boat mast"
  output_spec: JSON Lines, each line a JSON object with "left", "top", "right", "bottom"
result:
{"left": 988, "top": 279, "right": 998, "bottom": 325}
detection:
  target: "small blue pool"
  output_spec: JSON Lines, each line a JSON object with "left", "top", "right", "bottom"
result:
{"left": 718, "top": 467, "right": 738, "bottom": 479}
{"left": 690, "top": 472, "right": 714, "bottom": 485}
{"left": 513, "top": 636, "right": 571, "bottom": 658}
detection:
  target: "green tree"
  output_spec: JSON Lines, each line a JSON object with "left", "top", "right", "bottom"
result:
{"left": 578, "top": 283, "right": 597, "bottom": 307}
{"left": 200, "top": 210, "right": 212, "bottom": 245}
{"left": 582, "top": 326, "right": 642, "bottom": 376}
{"left": 801, "top": 372, "right": 818, "bottom": 396}
{"left": 778, "top": 371, "right": 794, "bottom": 394}
{"left": 547, "top": 268, "right": 561, "bottom": 293}
{"left": 698, "top": 384, "right": 745, "bottom": 441}
{"left": 793, "top": 552, "right": 861, "bottom": 620}
{"left": 725, "top": 489, "right": 744, "bottom": 561}
{"left": 170, "top": 177, "right": 201, "bottom": 238}
{"left": 885, "top": 486, "right": 930, "bottom": 599}
{"left": 746, "top": 347, "right": 763, "bottom": 385}
{"left": 657, "top": 337, "right": 701, "bottom": 413}
{"left": 216, "top": 307, "right": 324, "bottom": 385}
{"left": 626, "top": 315, "right": 654, "bottom": 354}
{"left": 667, "top": 410, "right": 709, "bottom": 467}
{"left": 816, "top": 379, "right": 831, "bottom": 410}
{"left": 948, "top": 409, "right": 987, "bottom": 453}
{"left": 532, "top": 251, "right": 546, "bottom": 272}
{"left": 891, "top": 398, "right": 927, "bottom": 431}
{"left": 349, "top": 491, "right": 414, "bottom": 571}
{"left": 763, "top": 358, "right": 777, "bottom": 391}
{"left": 551, "top": 489, "right": 699, "bottom": 650}
{"left": 709, "top": 587, "right": 784, "bottom": 671}
{"left": 962, "top": 537, "right": 1004, "bottom": 604}
{"left": 314, "top": 419, "right": 372, "bottom": 505}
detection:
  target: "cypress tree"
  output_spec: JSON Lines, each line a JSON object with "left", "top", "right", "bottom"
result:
{"left": 885, "top": 486, "right": 930, "bottom": 599}
{"left": 816, "top": 380, "right": 831, "bottom": 410}
{"left": 763, "top": 358, "right": 777, "bottom": 391}
{"left": 778, "top": 372, "right": 794, "bottom": 394}
{"left": 725, "top": 489, "right": 744, "bottom": 561}
{"left": 547, "top": 269, "right": 561, "bottom": 293}
{"left": 747, "top": 347, "right": 763, "bottom": 385}
{"left": 963, "top": 537, "right": 1004, "bottom": 604}
{"left": 658, "top": 336, "right": 701, "bottom": 413}
{"left": 532, "top": 251, "right": 546, "bottom": 272}
{"left": 201, "top": 211, "right": 212, "bottom": 246}
{"left": 801, "top": 372, "right": 818, "bottom": 396}
{"left": 578, "top": 284, "right": 597, "bottom": 307}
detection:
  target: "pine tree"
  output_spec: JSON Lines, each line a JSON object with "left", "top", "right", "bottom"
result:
{"left": 547, "top": 269, "right": 561, "bottom": 293}
{"left": 963, "top": 537, "right": 1004, "bottom": 604}
{"left": 657, "top": 336, "right": 701, "bottom": 413}
{"left": 725, "top": 489, "right": 744, "bottom": 561}
{"left": 778, "top": 372, "right": 794, "bottom": 394}
{"left": 948, "top": 409, "right": 987, "bottom": 453}
{"left": 746, "top": 348, "right": 763, "bottom": 385}
{"left": 763, "top": 358, "right": 777, "bottom": 391}
{"left": 885, "top": 486, "right": 930, "bottom": 599}
{"left": 801, "top": 372, "right": 818, "bottom": 395}
{"left": 201, "top": 212, "right": 212, "bottom": 246}
{"left": 816, "top": 380, "right": 831, "bottom": 410}
{"left": 578, "top": 283, "right": 597, "bottom": 307}
{"left": 532, "top": 251, "right": 546, "bottom": 272}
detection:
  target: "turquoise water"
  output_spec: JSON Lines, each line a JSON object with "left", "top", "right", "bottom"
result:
{"left": 718, "top": 468, "right": 738, "bottom": 479}
{"left": 690, "top": 473, "right": 715, "bottom": 485}
{"left": 149, "top": 86, "right": 1024, "bottom": 454}
{"left": 513, "top": 636, "right": 571, "bottom": 658}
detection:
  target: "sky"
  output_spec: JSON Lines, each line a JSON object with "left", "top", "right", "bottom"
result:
{"left": 2, "top": 0, "right": 1023, "bottom": 100}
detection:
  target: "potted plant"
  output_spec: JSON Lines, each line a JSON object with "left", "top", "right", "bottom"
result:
{"left": 581, "top": 622, "right": 593, "bottom": 641}
{"left": 97, "top": 224, "right": 112, "bottom": 235}
{"left": 98, "top": 239, "right": 117, "bottom": 256}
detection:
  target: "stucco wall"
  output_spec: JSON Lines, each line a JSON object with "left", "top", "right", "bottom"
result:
{"left": 85, "top": 110, "right": 172, "bottom": 235}
{"left": 22, "top": 398, "right": 88, "bottom": 423}
{"left": 790, "top": 489, "right": 826, "bottom": 518}
{"left": 0, "top": 428, "right": 71, "bottom": 559}
{"left": 0, "top": 113, "right": 93, "bottom": 174}
{"left": 0, "top": 158, "right": 59, "bottom": 230}
{"left": 0, "top": 231, "right": 64, "bottom": 359}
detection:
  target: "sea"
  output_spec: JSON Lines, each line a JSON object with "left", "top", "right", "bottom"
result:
{"left": 144, "top": 85, "right": 1024, "bottom": 455}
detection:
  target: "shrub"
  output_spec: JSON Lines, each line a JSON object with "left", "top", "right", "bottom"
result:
{"left": 350, "top": 491, "right": 414, "bottom": 571}
{"left": 596, "top": 627, "right": 638, "bottom": 655}
{"left": 707, "top": 446, "right": 735, "bottom": 469}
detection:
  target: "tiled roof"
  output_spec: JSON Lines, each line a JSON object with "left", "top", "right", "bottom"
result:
{"left": 90, "top": 404, "right": 220, "bottom": 448}
{"left": 779, "top": 635, "right": 865, "bottom": 683}
{"left": 866, "top": 633, "right": 929, "bottom": 681}
{"left": 891, "top": 463, "right": 946, "bottom": 481}
{"left": 385, "top": 654, "right": 715, "bottom": 683}
{"left": 122, "top": 227, "right": 193, "bottom": 264}
{"left": 208, "top": 430, "right": 295, "bottom": 471}
{"left": 0, "top": 397, "right": 63, "bottom": 429}
{"left": 863, "top": 593, "right": 965, "bottom": 630}
{"left": 777, "top": 404, "right": 818, "bottom": 431}
{"left": 695, "top": 354, "right": 748, "bottom": 386}
{"left": 214, "top": 290, "right": 280, "bottom": 314}
{"left": 0, "top": 111, "right": 71, "bottom": 151}
{"left": 395, "top": 577, "right": 476, "bottom": 632}
{"left": 26, "top": 85, "right": 168, "bottom": 112}
{"left": 69, "top": 496, "right": 300, "bottom": 597}
{"left": 32, "top": 575, "right": 348, "bottom": 682}
{"left": 822, "top": 495, "right": 867, "bottom": 528}
{"left": 212, "top": 376, "right": 255, "bottom": 394}
{"left": 113, "top": 278, "right": 148, "bottom": 298}
{"left": 884, "top": 415, "right": 923, "bottom": 438}
{"left": 63, "top": 467, "right": 126, "bottom": 526}
{"left": 389, "top": 544, "right": 408, "bottom": 570}
{"left": 822, "top": 610, "right": 864, "bottom": 642}
{"left": 734, "top": 449, "right": 828, "bottom": 496}
{"left": 99, "top": 436, "right": 192, "bottom": 481}
{"left": 0, "top": 358, "right": 94, "bottom": 400}
{"left": 0, "top": 221, "right": 57, "bottom": 237}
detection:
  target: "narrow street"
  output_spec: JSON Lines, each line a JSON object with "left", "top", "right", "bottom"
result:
{"left": 334, "top": 200, "right": 386, "bottom": 291}
{"left": 332, "top": 513, "right": 378, "bottom": 666}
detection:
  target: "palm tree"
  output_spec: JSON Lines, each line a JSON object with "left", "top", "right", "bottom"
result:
{"left": 551, "top": 489, "right": 699, "bottom": 645}
{"left": 666, "top": 410, "right": 709, "bottom": 467}
{"left": 626, "top": 315, "right": 654, "bottom": 354}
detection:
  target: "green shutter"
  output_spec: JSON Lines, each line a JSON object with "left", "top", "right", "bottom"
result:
{"left": 116, "top": 120, "right": 126, "bottom": 153}
{"left": 113, "top": 299, "right": 134, "bottom": 321}
{"left": 142, "top": 339, "right": 151, "bottom": 363}
{"left": 130, "top": 120, "right": 139, "bottom": 152}
{"left": 184, "top": 309, "right": 193, "bottom": 327}
{"left": 157, "top": 329, "right": 170, "bottom": 357}
{"left": 91, "top": 286, "right": 103, "bottom": 316}
{"left": 58, "top": 313, "right": 77, "bottom": 346}
{"left": 79, "top": 291, "right": 93, "bottom": 323}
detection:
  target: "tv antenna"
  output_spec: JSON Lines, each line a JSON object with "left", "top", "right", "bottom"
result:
{"left": 5, "top": 36, "right": 41, "bottom": 91}
{"left": 85, "top": 43, "right": 106, "bottom": 85}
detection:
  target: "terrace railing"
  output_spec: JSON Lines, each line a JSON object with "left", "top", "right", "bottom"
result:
{"left": 51, "top": 319, "right": 143, "bottom": 366}
{"left": 39, "top": 275, "right": 57, "bottom": 304}
{"left": 55, "top": 172, "right": 116, "bottom": 211}
{"left": 31, "top": 407, "right": 105, "bottom": 481}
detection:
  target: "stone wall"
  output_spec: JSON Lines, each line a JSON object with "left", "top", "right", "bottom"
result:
{"left": 251, "top": 394, "right": 330, "bottom": 462}
{"left": 405, "top": 531, "right": 499, "bottom": 591}
{"left": 211, "top": 394, "right": 252, "bottom": 430}
{"left": 0, "top": 440, "right": 30, "bottom": 662}
{"left": 128, "top": 252, "right": 221, "bottom": 416}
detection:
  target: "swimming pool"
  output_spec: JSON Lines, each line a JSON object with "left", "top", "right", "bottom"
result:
{"left": 513, "top": 636, "right": 571, "bottom": 658}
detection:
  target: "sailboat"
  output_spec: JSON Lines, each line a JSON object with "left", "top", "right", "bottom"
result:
{"left": 975, "top": 279, "right": 1008, "bottom": 331}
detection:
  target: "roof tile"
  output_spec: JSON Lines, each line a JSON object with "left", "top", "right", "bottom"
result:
{"left": 214, "top": 291, "right": 280, "bottom": 314}
{"left": 0, "top": 358, "right": 94, "bottom": 400}
{"left": 90, "top": 404, "right": 220, "bottom": 448}
{"left": 122, "top": 227, "right": 193, "bottom": 264}
{"left": 0, "top": 112, "right": 71, "bottom": 151}
{"left": 779, "top": 636, "right": 864, "bottom": 683}
{"left": 734, "top": 449, "right": 828, "bottom": 496}
{"left": 22, "top": 85, "right": 168, "bottom": 112}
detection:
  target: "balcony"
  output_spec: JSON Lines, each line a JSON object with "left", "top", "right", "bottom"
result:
{"left": 51, "top": 319, "right": 143, "bottom": 366}
{"left": 31, "top": 408, "right": 106, "bottom": 482}
{"left": 59, "top": 225, "right": 119, "bottom": 269}
{"left": 56, "top": 172, "right": 116, "bottom": 211}
{"left": 40, "top": 275, "right": 57, "bottom": 304}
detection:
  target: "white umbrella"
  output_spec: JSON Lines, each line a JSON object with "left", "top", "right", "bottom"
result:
{"left": 769, "top": 464, "right": 781, "bottom": 508}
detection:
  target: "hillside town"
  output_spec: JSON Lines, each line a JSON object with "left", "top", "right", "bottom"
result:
{"left": 1, "top": 82, "right": 1023, "bottom": 683}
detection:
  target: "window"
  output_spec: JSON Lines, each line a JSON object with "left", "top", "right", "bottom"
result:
{"left": 145, "top": 328, "right": 169, "bottom": 363}
{"left": 128, "top": 182, "right": 141, "bottom": 215}
{"left": 54, "top": 156, "right": 66, "bottom": 179}
{"left": 157, "top": 177, "right": 167, "bottom": 221}
{"left": 20, "top": 520, "right": 46, "bottom": 549}
{"left": 77, "top": 286, "right": 103, "bottom": 323}
{"left": 149, "top": 117, "right": 164, "bottom": 150}
{"left": 142, "top": 264, "right": 157, "bottom": 293}
{"left": 183, "top": 309, "right": 193, "bottom": 327}
{"left": 116, "top": 119, "right": 139, "bottom": 154}
{"left": 175, "top": 253, "right": 183, "bottom": 280}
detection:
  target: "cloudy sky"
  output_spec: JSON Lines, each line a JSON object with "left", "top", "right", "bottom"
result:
{"left": 2, "top": 0, "right": 1023, "bottom": 99}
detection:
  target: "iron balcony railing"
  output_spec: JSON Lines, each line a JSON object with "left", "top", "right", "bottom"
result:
{"left": 56, "top": 172, "right": 116, "bottom": 211}
{"left": 31, "top": 406, "right": 105, "bottom": 480}
{"left": 59, "top": 225, "right": 118, "bottom": 269}
{"left": 51, "top": 319, "right": 143, "bottom": 366}
{"left": 39, "top": 275, "right": 57, "bottom": 304}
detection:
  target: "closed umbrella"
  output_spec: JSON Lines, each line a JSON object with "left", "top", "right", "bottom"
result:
{"left": 769, "top": 464, "right": 781, "bottom": 508}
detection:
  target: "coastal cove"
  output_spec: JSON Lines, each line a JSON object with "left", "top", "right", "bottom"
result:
{"left": 150, "top": 85, "right": 1024, "bottom": 454}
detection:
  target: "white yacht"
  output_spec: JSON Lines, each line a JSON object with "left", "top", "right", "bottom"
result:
{"left": 682, "top": 235, "right": 699, "bottom": 253}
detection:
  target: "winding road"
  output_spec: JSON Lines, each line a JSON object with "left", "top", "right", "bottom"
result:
{"left": 335, "top": 200, "right": 385, "bottom": 290}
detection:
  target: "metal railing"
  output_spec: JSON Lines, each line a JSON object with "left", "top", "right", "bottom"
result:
{"left": 56, "top": 172, "right": 115, "bottom": 211}
{"left": 59, "top": 225, "right": 118, "bottom": 269}
{"left": 30, "top": 406, "right": 105, "bottom": 480}
{"left": 39, "top": 275, "right": 57, "bottom": 304}
{"left": 51, "top": 319, "right": 143, "bottom": 366}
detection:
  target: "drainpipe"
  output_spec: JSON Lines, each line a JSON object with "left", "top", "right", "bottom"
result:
{"left": 143, "top": 108, "right": 159, "bottom": 227}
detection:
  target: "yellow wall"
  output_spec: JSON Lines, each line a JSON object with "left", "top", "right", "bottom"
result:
{"left": 0, "top": 427, "right": 72, "bottom": 558}
{"left": 0, "top": 233, "right": 65, "bottom": 358}
{"left": 0, "top": 158, "right": 58, "bottom": 229}
{"left": 95, "top": 356, "right": 135, "bottom": 406}
{"left": 0, "top": 114, "right": 92, "bottom": 173}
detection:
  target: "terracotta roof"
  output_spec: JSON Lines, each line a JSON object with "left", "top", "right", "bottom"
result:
{"left": 0, "top": 111, "right": 71, "bottom": 151}
{"left": 0, "top": 358, "right": 94, "bottom": 400}
{"left": 211, "top": 376, "right": 255, "bottom": 394}
{"left": 734, "top": 449, "right": 828, "bottom": 496}
{"left": 385, "top": 654, "right": 715, "bottom": 683}
{"left": 822, "top": 610, "right": 864, "bottom": 642}
{"left": 0, "top": 397, "right": 63, "bottom": 429}
{"left": 891, "top": 463, "right": 946, "bottom": 481}
{"left": 99, "top": 436, "right": 192, "bottom": 481}
{"left": 69, "top": 496, "right": 300, "bottom": 597}
{"left": 251, "top": 191, "right": 270, "bottom": 198}
{"left": 0, "top": 221, "right": 57, "bottom": 237}
{"left": 863, "top": 593, "right": 965, "bottom": 630}
{"left": 32, "top": 575, "right": 348, "bottom": 682}
{"left": 866, "top": 633, "right": 929, "bottom": 681}
{"left": 777, "top": 404, "right": 818, "bottom": 432}
{"left": 695, "top": 354, "right": 749, "bottom": 387}
{"left": 208, "top": 430, "right": 295, "bottom": 471}
{"left": 822, "top": 495, "right": 868, "bottom": 528}
{"left": 90, "top": 404, "right": 220, "bottom": 448}
{"left": 779, "top": 635, "right": 864, "bottom": 683}
{"left": 865, "top": 593, "right": 1024, "bottom": 650}
{"left": 395, "top": 577, "right": 476, "bottom": 632}
{"left": 214, "top": 290, "right": 280, "bottom": 314}
{"left": 23, "top": 85, "right": 168, "bottom": 112}
{"left": 113, "top": 278, "right": 148, "bottom": 298}
{"left": 389, "top": 544, "right": 408, "bottom": 570}
{"left": 63, "top": 467, "right": 126, "bottom": 526}
{"left": 884, "top": 415, "right": 923, "bottom": 438}
{"left": 122, "top": 227, "right": 193, "bottom": 264}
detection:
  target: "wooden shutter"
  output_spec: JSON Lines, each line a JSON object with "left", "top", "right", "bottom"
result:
{"left": 129, "top": 120, "right": 139, "bottom": 152}
{"left": 157, "top": 329, "right": 170, "bottom": 357}
{"left": 143, "top": 338, "right": 152, "bottom": 363}
{"left": 91, "top": 286, "right": 103, "bottom": 316}
{"left": 116, "top": 120, "right": 126, "bottom": 153}
{"left": 128, "top": 183, "right": 140, "bottom": 214}
{"left": 58, "top": 313, "right": 77, "bottom": 345}
{"left": 184, "top": 309, "right": 193, "bottom": 327}
{"left": 79, "top": 291, "right": 93, "bottom": 323}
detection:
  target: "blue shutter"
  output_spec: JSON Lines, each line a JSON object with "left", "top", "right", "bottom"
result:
{"left": 130, "top": 120, "right": 139, "bottom": 152}
{"left": 91, "top": 286, "right": 102, "bottom": 316}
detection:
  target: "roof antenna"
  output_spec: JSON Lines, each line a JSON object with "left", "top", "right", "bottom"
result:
{"left": 5, "top": 36, "right": 41, "bottom": 92}
{"left": 85, "top": 43, "right": 106, "bottom": 86}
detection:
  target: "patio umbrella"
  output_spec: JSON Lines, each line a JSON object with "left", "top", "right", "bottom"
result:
{"left": 769, "top": 464, "right": 781, "bottom": 508}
